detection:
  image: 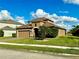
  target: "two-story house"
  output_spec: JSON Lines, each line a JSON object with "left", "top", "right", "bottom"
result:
{"left": 16, "top": 18, "right": 66, "bottom": 38}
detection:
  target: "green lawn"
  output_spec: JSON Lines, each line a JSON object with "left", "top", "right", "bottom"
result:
{"left": 0, "top": 44, "right": 79, "bottom": 55}
{"left": 0, "top": 36, "right": 79, "bottom": 47}
{"left": 0, "top": 36, "right": 12, "bottom": 39}
{"left": 0, "top": 36, "right": 79, "bottom": 55}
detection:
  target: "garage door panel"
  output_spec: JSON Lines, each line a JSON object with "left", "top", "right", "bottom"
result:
{"left": 18, "top": 32, "right": 29, "bottom": 38}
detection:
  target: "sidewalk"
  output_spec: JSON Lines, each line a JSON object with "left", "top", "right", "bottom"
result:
{"left": 0, "top": 42, "right": 79, "bottom": 50}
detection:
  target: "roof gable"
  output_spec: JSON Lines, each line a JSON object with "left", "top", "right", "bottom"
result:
{"left": 17, "top": 24, "right": 33, "bottom": 29}
{"left": 1, "top": 26, "right": 16, "bottom": 30}
{"left": 31, "top": 17, "right": 54, "bottom": 23}
{"left": 0, "top": 19, "right": 23, "bottom": 25}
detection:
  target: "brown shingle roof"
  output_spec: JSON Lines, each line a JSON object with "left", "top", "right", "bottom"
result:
{"left": 0, "top": 19, "right": 23, "bottom": 25}
{"left": 1, "top": 26, "right": 16, "bottom": 30}
{"left": 17, "top": 24, "right": 33, "bottom": 29}
{"left": 43, "top": 22, "right": 54, "bottom": 27}
{"left": 51, "top": 24, "right": 66, "bottom": 30}
{"left": 17, "top": 17, "right": 65, "bottom": 30}
{"left": 31, "top": 17, "right": 54, "bottom": 23}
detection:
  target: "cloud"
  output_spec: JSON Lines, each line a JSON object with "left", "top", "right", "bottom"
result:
{"left": 31, "top": 9, "right": 78, "bottom": 30}
{"left": 0, "top": 10, "right": 13, "bottom": 20}
{"left": 32, "top": 9, "right": 78, "bottom": 22}
{"left": 52, "top": 14, "right": 78, "bottom": 30}
{"left": 31, "top": 9, "right": 57, "bottom": 22}
{"left": 60, "top": 16, "right": 78, "bottom": 22}
{"left": 0, "top": 14, "right": 2, "bottom": 19}
{"left": 16, "top": 16, "right": 25, "bottom": 24}
{"left": 32, "top": 9, "right": 49, "bottom": 18}
{"left": 63, "top": 0, "right": 79, "bottom": 5}
{"left": 0, "top": 10, "right": 25, "bottom": 24}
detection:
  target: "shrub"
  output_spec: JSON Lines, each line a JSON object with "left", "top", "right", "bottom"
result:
{"left": 34, "top": 26, "right": 46, "bottom": 40}
{"left": 0, "top": 29, "right": 4, "bottom": 37}
{"left": 38, "top": 26, "right": 47, "bottom": 39}
{"left": 34, "top": 26, "right": 58, "bottom": 40}
{"left": 12, "top": 33, "right": 16, "bottom": 37}
{"left": 46, "top": 27, "right": 58, "bottom": 38}
{"left": 70, "top": 25, "right": 79, "bottom": 36}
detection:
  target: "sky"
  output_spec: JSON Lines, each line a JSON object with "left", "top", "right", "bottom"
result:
{"left": 0, "top": 0, "right": 79, "bottom": 30}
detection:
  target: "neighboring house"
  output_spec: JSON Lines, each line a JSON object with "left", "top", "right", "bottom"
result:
{"left": 17, "top": 18, "right": 66, "bottom": 38}
{"left": 0, "top": 19, "right": 23, "bottom": 37}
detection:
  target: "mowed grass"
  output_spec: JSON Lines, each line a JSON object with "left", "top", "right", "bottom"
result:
{"left": 0, "top": 36, "right": 79, "bottom": 47}
{"left": 0, "top": 36, "right": 79, "bottom": 55}
{"left": 0, "top": 36, "right": 12, "bottom": 39}
{"left": 0, "top": 44, "right": 79, "bottom": 55}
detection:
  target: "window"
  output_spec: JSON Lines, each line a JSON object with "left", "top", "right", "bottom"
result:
{"left": 35, "top": 23, "right": 37, "bottom": 26}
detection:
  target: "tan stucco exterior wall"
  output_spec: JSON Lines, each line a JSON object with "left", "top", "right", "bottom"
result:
{"left": 32, "top": 20, "right": 54, "bottom": 28}
{"left": 32, "top": 22, "right": 44, "bottom": 27}
{"left": 58, "top": 29, "right": 66, "bottom": 36}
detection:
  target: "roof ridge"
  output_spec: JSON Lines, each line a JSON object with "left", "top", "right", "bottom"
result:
{"left": 1, "top": 26, "right": 16, "bottom": 30}
{"left": 0, "top": 19, "right": 23, "bottom": 25}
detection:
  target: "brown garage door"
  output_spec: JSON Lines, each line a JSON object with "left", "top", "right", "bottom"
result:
{"left": 18, "top": 31, "right": 30, "bottom": 38}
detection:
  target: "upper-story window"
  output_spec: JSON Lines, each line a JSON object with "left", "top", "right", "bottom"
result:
{"left": 35, "top": 23, "right": 37, "bottom": 27}
{"left": 44, "top": 22, "right": 46, "bottom": 24}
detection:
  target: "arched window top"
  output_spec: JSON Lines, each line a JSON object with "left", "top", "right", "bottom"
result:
{"left": 35, "top": 23, "right": 37, "bottom": 27}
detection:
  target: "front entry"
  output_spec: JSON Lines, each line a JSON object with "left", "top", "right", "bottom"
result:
{"left": 34, "top": 28, "right": 39, "bottom": 37}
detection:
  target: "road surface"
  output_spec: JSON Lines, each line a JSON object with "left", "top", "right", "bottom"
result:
{"left": 0, "top": 49, "right": 79, "bottom": 59}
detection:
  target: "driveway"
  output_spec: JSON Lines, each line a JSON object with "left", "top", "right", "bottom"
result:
{"left": 0, "top": 49, "right": 79, "bottom": 59}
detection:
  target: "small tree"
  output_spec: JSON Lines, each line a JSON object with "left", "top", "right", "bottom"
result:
{"left": 36, "top": 26, "right": 58, "bottom": 40}
{"left": 0, "top": 29, "right": 4, "bottom": 37}
{"left": 70, "top": 25, "right": 79, "bottom": 36}
{"left": 38, "top": 26, "right": 47, "bottom": 40}
{"left": 46, "top": 27, "right": 58, "bottom": 38}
